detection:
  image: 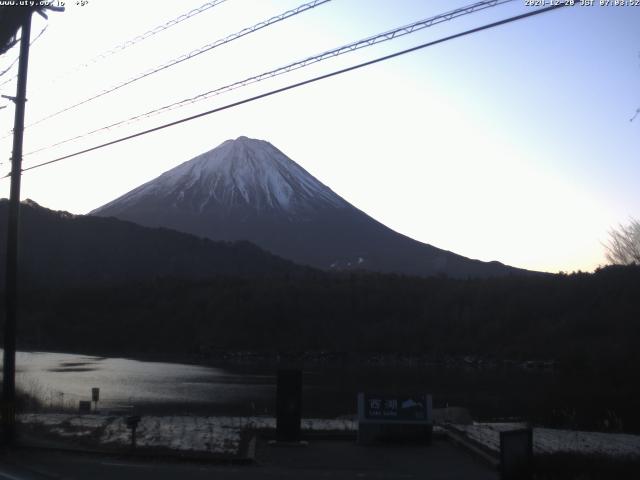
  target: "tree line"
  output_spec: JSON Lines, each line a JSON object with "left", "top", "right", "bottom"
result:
{"left": 10, "top": 264, "right": 640, "bottom": 374}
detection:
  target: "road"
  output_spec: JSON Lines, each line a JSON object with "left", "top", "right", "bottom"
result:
{"left": 0, "top": 439, "right": 498, "bottom": 479}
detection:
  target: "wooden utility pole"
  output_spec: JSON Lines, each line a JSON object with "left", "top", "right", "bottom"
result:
{"left": 2, "top": 9, "right": 32, "bottom": 445}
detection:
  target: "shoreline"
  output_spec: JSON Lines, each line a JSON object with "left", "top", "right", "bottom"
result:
{"left": 12, "top": 347, "right": 559, "bottom": 372}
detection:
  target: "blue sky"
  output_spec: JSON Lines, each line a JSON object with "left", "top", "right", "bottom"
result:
{"left": 0, "top": 0, "right": 638, "bottom": 273}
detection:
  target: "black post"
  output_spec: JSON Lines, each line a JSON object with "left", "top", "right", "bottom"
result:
{"left": 276, "top": 369, "right": 302, "bottom": 442}
{"left": 2, "top": 10, "right": 32, "bottom": 445}
{"left": 131, "top": 425, "right": 137, "bottom": 448}
{"left": 500, "top": 428, "right": 533, "bottom": 480}
{"left": 126, "top": 415, "right": 141, "bottom": 449}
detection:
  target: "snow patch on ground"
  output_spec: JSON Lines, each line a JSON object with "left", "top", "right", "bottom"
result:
{"left": 451, "top": 422, "right": 640, "bottom": 459}
{"left": 101, "top": 416, "right": 241, "bottom": 454}
{"left": 20, "top": 415, "right": 640, "bottom": 460}
{"left": 18, "top": 414, "right": 356, "bottom": 456}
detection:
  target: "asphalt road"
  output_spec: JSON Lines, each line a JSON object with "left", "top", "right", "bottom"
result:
{"left": 0, "top": 439, "right": 498, "bottom": 479}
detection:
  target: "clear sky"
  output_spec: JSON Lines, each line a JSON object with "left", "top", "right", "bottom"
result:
{"left": 0, "top": 0, "right": 638, "bottom": 273}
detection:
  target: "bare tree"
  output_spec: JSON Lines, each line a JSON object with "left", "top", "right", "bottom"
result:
{"left": 604, "top": 218, "right": 640, "bottom": 265}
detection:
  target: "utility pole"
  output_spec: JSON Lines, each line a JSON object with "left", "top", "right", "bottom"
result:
{"left": 2, "top": 9, "right": 32, "bottom": 445}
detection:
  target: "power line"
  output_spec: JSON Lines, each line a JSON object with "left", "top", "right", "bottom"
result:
{"left": 8, "top": 2, "right": 571, "bottom": 179}
{"left": 0, "top": 24, "right": 48, "bottom": 88}
{"left": 38, "top": 0, "right": 228, "bottom": 89}
{"left": 0, "top": 36, "right": 19, "bottom": 58}
{"left": 0, "top": 54, "right": 20, "bottom": 81}
{"left": 20, "top": 0, "right": 331, "bottom": 131}
{"left": 72, "top": 0, "right": 227, "bottom": 64}
{"left": 23, "top": 0, "right": 514, "bottom": 158}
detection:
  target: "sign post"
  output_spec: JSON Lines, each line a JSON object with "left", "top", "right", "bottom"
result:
{"left": 92, "top": 387, "right": 100, "bottom": 413}
{"left": 126, "top": 415, "right": 141, "bottom": 448}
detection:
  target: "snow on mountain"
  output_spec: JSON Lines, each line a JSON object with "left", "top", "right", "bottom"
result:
{"left": 92, "top": 136, "right": 529, "bottom": 278}
{"left": 99, "top": 136, "right": 344, "bottom": 216}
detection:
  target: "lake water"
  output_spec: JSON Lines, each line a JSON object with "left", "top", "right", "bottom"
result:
{"left": 10, "top": 350, "right": 552, "bottom": 419}
{"left": 7, "top": 350, "right": 636, "bottom": 432}
{"left": 13, "top": 351, "right": 276, "bottom": 415}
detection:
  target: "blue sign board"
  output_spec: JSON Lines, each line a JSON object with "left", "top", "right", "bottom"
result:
{"left": 358, "top": 393, "right": 432, "bottom": 424}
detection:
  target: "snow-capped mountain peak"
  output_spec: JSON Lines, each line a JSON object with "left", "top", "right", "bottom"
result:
{"left": 104, "top": 136, "right": 344, "bottom": 215}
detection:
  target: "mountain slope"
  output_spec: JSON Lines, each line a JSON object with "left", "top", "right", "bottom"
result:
{"left": 93, "top": 136, "right": 529, "bottom": 278}
{"left": 0, "top": 199, "right": 308, "bottom": 288}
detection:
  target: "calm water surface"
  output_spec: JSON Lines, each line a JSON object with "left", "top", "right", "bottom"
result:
{"left": 10, "top": 350, "right": 551, "bottom": 419}
{"left": 13, "top": 351, "right": 275, "bottom": 414}
{"left": 9, "top": 350, "right": 628, "bottom": 431}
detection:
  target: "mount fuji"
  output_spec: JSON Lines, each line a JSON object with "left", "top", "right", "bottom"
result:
{"left": 92, "top": 136, "right": 526, "bottom": 278}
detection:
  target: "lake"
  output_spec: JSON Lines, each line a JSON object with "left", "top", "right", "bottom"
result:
{"left": 10, "top": 350, "right": 550, "bottom": 419}
{"left": 13, "top": 351, "right": 275, "bottom": 415}
{"left": 7, "top": 350, "right": 637, "bottom": 432}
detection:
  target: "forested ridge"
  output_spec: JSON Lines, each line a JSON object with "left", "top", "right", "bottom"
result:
{"left": 1, "top": 199, "right": 638, "bottom": 377}
{"left": 12, "top": 265, "right": 640, "bottom": 375}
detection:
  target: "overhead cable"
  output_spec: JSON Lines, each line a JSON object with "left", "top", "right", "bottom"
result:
{"left": 21, "top": 0, "right": 331, "bottom": 131}
{"left": 24, "top": 0, "right": 514, "bottom": 157}
{"left": 39, "top": 0, "right": 229, "bottom": 88}
{"left": 8, "top": 2, "right": 572, "bottom": 178}
{"left": 0, "top": 25, "right": 48, "bottom": 88}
